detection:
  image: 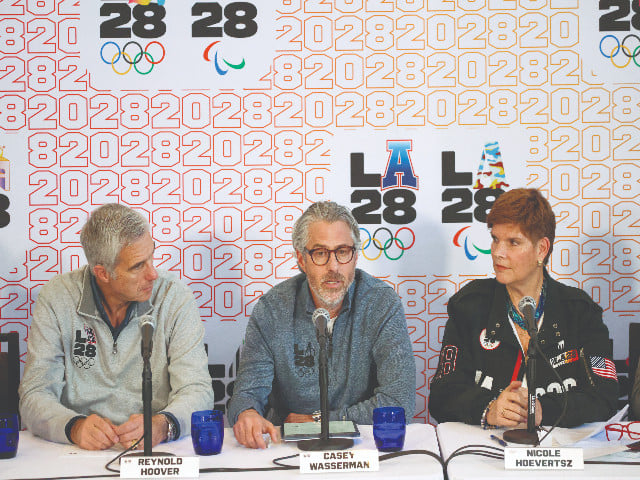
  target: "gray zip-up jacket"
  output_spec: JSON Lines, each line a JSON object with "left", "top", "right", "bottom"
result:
{"left": 19, "top": 266, "right": 213, "bottom": 444}
{"left": 227, "top": 269, "right": 415, "bottom": 425}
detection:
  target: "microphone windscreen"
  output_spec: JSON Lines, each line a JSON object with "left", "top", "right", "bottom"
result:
{"left": 140, "top": 315, "right": 155, "bottom": 331}
{"left": 518, "top": 296, "right": 536, "bottom": 314}
{"left": 312, "top": 308, "right": 330, "bottom": 329}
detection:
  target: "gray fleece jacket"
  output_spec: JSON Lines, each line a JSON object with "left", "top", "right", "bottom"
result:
{"left": 19, "top": 266, "right": 213, "bottom": 444}
{"left": 227, "top": 269, "right": 416, "bottom": 425}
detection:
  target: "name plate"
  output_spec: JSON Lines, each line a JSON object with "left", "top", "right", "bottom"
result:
{"left": 120, "top": 456, "right": 200, "bottom": 478}
{"left": 504, "top": 447, "right": 584, "bottom": 470}
{"left": 300, "top": 450, "right": 379, "bottom": 474}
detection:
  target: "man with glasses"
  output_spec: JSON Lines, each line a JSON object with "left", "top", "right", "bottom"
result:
{"left": 228, "top": 201, "right": 415, "bottom": 449}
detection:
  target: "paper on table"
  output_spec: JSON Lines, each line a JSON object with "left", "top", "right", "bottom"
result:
{"left": 550, "top": 404, "right": 629, "bottom": 447}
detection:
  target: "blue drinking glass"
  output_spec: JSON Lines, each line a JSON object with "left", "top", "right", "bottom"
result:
{"left": 373, "top": 406, "right": 406, "bottom": 452}
{"left": 191, "top": 410, "right": 224, "bottom": 455}
{"left": 0, "top": 413, "right": 19, "bottom": 459}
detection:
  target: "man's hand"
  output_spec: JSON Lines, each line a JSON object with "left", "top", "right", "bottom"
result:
{"left": 233, "top": 409, "right": 280, "bottom": 449}
{"left": 284, "top": 413, "right": 314, "bottom": 423}
{"left": 113, "top": 414, "right": 169, "bottom": 450}
{"left": 69, "top": 414, "right": 119, "bottom": 450}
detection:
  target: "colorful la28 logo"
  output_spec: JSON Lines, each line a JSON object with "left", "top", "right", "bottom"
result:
{"left": 441, "top": 142, "right": 507, "bottom": 260}
{"left": 350, "top": 140, "right": 419, "bottom": 225}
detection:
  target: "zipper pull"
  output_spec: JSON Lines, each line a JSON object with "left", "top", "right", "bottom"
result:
{"left": 112, "top": 342, "right": 117, "bottom": 355}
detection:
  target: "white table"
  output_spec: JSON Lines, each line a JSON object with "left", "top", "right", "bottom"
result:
{"left": 437, "top": 422, "right": 640, "bottom": 480}
{"left": 2, "top": 424, "right": 442, "bottom": 480}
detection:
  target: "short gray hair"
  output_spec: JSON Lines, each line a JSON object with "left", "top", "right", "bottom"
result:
{"left": 80, "top": 204, "right": 150, "bottom": 274}
{"left": 292, "top": 201, "right": 361, "bottom": 253}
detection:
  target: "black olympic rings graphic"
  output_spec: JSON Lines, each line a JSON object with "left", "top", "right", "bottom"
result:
{"left": 100, "top": 41, "right": 166, "bottom": 75}
{"left": 359, "top": 227, "right": 415, "bottom": 261}
{"left": 599, "top": 34, "right": 640, "bottom": 68}
{"left": 73, "top": 356, "right": 95, "bottom": 369}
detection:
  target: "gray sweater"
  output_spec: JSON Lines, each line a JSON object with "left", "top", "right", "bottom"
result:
{"left": 227, "top": 269, "right": 415, "bottom": 425}
{"left": 19, "top": 266, "right": 213, "bottom": 444}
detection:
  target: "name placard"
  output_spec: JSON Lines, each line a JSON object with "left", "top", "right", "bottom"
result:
{"left": 300, "top": 450, "right": 379, "bottom": 474}
{"left": 120, "top": 456, "right": 200, "bottom": 478}
{"left": 504, "top": 447, "right": 584, "bottom": 470}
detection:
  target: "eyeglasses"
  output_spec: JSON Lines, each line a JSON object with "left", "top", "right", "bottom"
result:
{"left": 605, "top": 422, "right": 640, "bottom": 441}
{"left": 305, "top": 246, "right": 356, "bottom": 266}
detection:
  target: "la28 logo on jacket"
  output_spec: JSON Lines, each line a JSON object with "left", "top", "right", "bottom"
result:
{"left": 73, "top": 326, "right": 97, "bottom": 369}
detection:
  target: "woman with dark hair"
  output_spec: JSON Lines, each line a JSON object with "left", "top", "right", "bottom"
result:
{"left": 429, "top": 188, "right": 618, "bottom": 428}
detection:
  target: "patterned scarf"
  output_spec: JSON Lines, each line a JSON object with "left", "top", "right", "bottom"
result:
{"left": 507, "top": 279, "right": 547, "bottom": 330}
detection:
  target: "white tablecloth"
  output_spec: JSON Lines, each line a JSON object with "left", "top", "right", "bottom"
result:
{"left": 437, "top": 422, "right": 640, "bottom": 480}
{"left": 2, "top": 424, "right": 442, "bottom": 480}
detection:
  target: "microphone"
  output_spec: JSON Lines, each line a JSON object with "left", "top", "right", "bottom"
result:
{"left": 518, "top": 296, "right": 537, "bottom": 334}
{"left": 140, "top": 315, "right": 155, "bottom": 359}
{"left": 312, "top": 308, "right": 329, "bottom": 345}
{"left": 504, "top": 296, "right": 540, "bottom": 446}
{"left": 297, "top": 308, "right": 353, "bottom": 452}
{"left": 123, "top": 315, "right": 172, "bottom": 459}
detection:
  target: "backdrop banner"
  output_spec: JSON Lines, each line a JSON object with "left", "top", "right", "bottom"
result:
{"left": 1, "top": 0, "right": 638, "bottom": 423}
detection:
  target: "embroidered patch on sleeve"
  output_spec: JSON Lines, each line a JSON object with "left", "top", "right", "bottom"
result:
{"left": 590, "top": 356, "right": 617, "bottom": 380}
{"left": 434, "top": 345, "right": 458, "bottom": 380}
{"left": 549, "top": 349, "right": 578, "bottom": 368}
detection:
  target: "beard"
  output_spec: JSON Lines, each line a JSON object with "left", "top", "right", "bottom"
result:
{"left": 309, "top": 271, "right": 355, "bottom": 311}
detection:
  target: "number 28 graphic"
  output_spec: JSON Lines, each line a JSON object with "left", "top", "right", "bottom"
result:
{"left": 99, "top": 1, "right": 258, "bottom": 39}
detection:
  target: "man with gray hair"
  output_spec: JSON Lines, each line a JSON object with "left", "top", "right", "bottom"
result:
{"left": 228, "top": 201, "right": 415, "bottom": 449}
{"left": 19, "top": 204, "right": 213, "bottom": 450}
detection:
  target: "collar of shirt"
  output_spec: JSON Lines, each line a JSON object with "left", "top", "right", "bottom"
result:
{"left": 89, "top": 272, "right": 139, "bottom": 341}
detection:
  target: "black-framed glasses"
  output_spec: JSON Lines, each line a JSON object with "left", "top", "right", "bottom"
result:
{"left": 305, "top": 246, "right": 356, "bottom": 266}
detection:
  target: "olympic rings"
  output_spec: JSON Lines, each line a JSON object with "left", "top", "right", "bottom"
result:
{"left": 359, "top": 227, "right": 415, "bottom": 261}
{"left": 611, "top": 45, "right": 632, "bottom": 69}
{"left": 599, "top": 35, "right": 640, "bottom": 69}
{"left": 100, "top": 41, "right": 165, "bottom": 75}
{"left": 599, "top": 35, "right": 619, "bottom": 58}
{"left": 621, "top": 34, "right": 640, "bottom": 58}
{"left": 112, "top": 51, "right": 133, "bottom": 76}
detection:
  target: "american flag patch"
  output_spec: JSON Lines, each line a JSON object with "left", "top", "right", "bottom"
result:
{"left": 590, "top": 356, "right": 617, "bottom": 380}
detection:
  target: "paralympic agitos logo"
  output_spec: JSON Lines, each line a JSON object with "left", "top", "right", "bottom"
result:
{"left": 442, "top": 142, "right": 507, "bottom": 261}
{"left": 350, "top": 141, "right": 418, "bottom": 261}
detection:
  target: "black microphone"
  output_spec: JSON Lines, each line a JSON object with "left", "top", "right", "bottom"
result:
{"left": 312, "top": 308, "right": 329, "bottom": 346}
{"left": 298, "top": 308, "right": 353, "bottom": 452}
{"left": 504, "top": 296, "right": 540, "bottom": 446}
{"left": 518, "top": 296, "right": 537, "bottom": 334}
{"left": 122, "top": 315, "right": 172, "bottom": 460}
{"left": 140, "top": 315, "right": 155, "bottom": 359}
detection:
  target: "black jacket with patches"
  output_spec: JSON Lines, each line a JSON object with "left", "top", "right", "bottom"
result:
{"left": 429, "top": 271, "right": 618, "bottom": 427}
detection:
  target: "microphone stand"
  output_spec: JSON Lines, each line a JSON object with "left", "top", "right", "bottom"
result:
{"left": 123, "top": 322, "right": 172, "bottom": 459}
{"left": 142, "top": 348, "right": 153, "bottom": 456}
{"left": 298, "top": 316, "right": 353, "bottom": 451}
{"left": 504, "top": 306, "right": 539, "bottom": 446}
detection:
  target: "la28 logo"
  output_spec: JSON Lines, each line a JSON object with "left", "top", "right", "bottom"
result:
{"left": 99, "top": 1, "right": 258, "bottom": 39}
{"left": 599, "top": 0, "right": 640, "bottom": 32}
{"left": 441, "top": 151, "right": 504, "bottom": 224}
{"left": 350, "top": 140, "right": 419, "bottom": 225}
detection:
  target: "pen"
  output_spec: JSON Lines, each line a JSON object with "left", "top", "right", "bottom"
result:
{"left": 490, "top": 434, "right": 508, "bottom": 447}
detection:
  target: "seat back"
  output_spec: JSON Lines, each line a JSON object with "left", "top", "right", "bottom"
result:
{"left": 0, "top": 331, "right": 20, "bottom": 415}
{"left": 629, "top": 323, "right": 640, "bottom": 420}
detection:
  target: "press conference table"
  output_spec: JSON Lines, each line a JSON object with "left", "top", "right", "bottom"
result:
{"left": 3, "top": 424, "right": 443, "bottom": 480}
{"left": 437, "top": 422, "right": 640, "bottom": 480}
